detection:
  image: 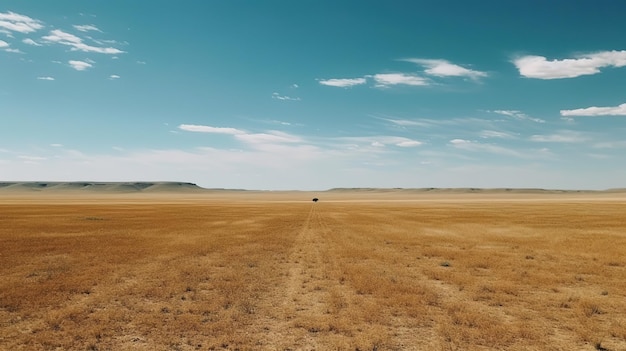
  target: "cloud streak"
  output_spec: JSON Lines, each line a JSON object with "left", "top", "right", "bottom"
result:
{"left": 235, "top": 131, "right": 302, "bottom": 144}
{"left": 338, "top": 136, "right": 422, "bottom": 148}
{"left": 272, "top": 92, "right": 300, "bottom": 101}
{"left": 404, "top": 58, "right": 487, "bottom": 79}
{"left": 73, "top": 24, "right": 101, "bottom": 32}
{"left": 320, "top": 58, "right": 484, "bottom": 90}
{"left": 178, "top": 124, "right": 245, "bottom": 135}
{"left": 449, "top": 139, "right": 525, "bottom": 157}
{"left": 492, "top": 110, "right": 545, "bottom": 123}
{"left": 530, "top": 130, "right": 588, "bottom": 143}
{"left": 372, "top": 73, "right": 429, "bottom": 87}
{"left": 42, "top": 29, "right": 124, "bottom": 54}
{"left": 513, "top": 50, "right": 626, "bottom": 79}
{"left": 0, "top": 11, "right": 44, "bottom": 33}
{"left": 22, "top": 38, "right": 42, "bottom": 46}
{"left": 560, "top": 103, "right": 626, "bottom": 116}
{"left": 318, "top": 78, "right": 366, "bottom": 87}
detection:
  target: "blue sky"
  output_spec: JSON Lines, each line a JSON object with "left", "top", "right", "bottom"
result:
{"left": 2, "top": 1, "right": 626, "bottom": 190}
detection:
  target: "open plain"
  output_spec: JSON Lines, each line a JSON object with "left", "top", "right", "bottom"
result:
{"left": 1, "top": 186, "right": 626, "bottom": 350}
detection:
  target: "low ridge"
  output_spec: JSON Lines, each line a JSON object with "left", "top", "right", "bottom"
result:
{"left": 0, "top": 182, "right": 206, "bottom": 193}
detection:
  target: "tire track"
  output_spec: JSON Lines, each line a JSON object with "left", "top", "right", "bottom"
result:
{"left": 257, "top": 202, "right": 338, "bottom": 350}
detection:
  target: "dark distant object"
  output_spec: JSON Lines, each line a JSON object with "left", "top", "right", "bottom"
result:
{"left": 312, "top": 198, "right": 319, "bottom": 202}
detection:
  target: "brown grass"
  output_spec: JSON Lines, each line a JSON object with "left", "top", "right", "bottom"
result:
{"left": 1, "top": 195, "right": 625, "bottom": 350}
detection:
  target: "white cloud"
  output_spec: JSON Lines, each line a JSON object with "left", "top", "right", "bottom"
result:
{"left": 318, "top": 77, "right": 367, "bottom": 87}
{"left": 37, "top": 76, "right": 55, "bottom": 81}
{"left": 339, "top": 136, "right": 422, "bottom": 148}
{"left": 383, "top": 118, "right": 426, "bottom": 127}
{"left": 449, "top": 139, "right": 525, "bottom": 157}
{"left": 68, "top": 60, "right": 92, "bottom": 71}
{"left": 109, "top": 74, "right": 120, "bottom": 80}
{"left": 491, "top": 110, "right": 545, "bottom": 123}
{"left": 0, "top": 40, "right": 8, "bottom": 47}
{"left": 560, "top": 103, "right": 626, "bottom": 116}
{"left": 405, "top": 58, "right": 487, "bottom": 79}
{"left": 178, "top": 124, "right": 245, "bottom": 135}
{"left": 396, "top": 140, "right": 422, "bottom": 147}
{"left": 73, "top": 24, "right": 101, "bottom": 32}
{"left": 593, "top": 140, "right": 626, "bottom": 149}
{"left": 530, "top": 130, "right": 588, "bottom": 143}
{"left": 42, "top": 29, "right": 124, "bottom": 54}
{"left": 235, "top": 131, "right": 302, "bottom": 144}
{"left": 50, "top": 143, "right": 63, "bottom": 147}
{"left": 450, "top": 138, "right": 470, "bottom": 145}
{"left": 272, "top": 92, "right": 300, "bottom": 101}
{"left": 5, "top": 47, "right": 22, "bottom": 53}
{"left": 513, "top": 50, "right": 626, "bottom": 79}
{"left": 0, "top": 11, "right": 44, "bottom": 34}
{"left": 373, "top": 73, "right": 429, "bottom": 87}
{"left": 480, "top": 130, "right": 516, "bottom": 139}
{"left": 22, "top": 38, "right": 41, "bottom": 46}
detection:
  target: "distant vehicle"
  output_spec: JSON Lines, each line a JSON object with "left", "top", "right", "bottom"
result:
{"left": 312, "top": 198, "right": 319, "bottom": 202}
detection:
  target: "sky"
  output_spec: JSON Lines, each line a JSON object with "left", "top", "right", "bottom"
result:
{"left": 2, "top": 1, "right": 626, "bottom": 190}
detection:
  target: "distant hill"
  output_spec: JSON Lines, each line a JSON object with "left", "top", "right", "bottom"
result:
{"left": 0, "top": 182, "right": 208, "bottom": 193}
{"left": 326, "top": 187, "right": 626, "bottom": 194}
{"left": 1, "top": 183, "right": 624, "bottom": 194}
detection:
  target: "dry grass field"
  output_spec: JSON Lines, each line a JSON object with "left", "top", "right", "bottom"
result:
{"left": 1, "top": 191, "right": 626, "bottom": 350}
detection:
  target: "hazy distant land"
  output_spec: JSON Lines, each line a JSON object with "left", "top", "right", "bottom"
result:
{"left": 1, "top": 181, "right": 625, "bottom": 194}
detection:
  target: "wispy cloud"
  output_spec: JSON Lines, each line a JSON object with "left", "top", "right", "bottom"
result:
{"left": 109, "top": 74, "right": 120, "bottom": 80}
{"left": 480, "top": 130, "right": 516, "bottom": 139}
{"left": 338, "top": 136, "right": 422, "bottom": 148}
{"left": 42, "top": 29, "right": 124, "bottom": 54}
{"left": 0, "top": 11, "right": 44, "bottom": 34}
{"left": 318, "top": 77, "right": 366, "bottom": 88}
{"left": 18, "top": 155, "right": 47, "bottom": 163}
{"left": 530, "top": 130, "right": 588, "bottom": 143}
{"left": 37, "top": 76, "right": 55, "bottom": 81}
{"left": 513, "top": 50, "right": 626, "bottom": 79}
{"left": 381, "top": 118, "right": 429, "bottom": 127}
{"left": 0, "top": 40, "right": 8, "bottom": 48}
{"left": 491, "top": 110, "right": 545, "bottom": 123}
{"left": 372, "top": 73, "right": 429, "bottom": 87}
{"left": 449, "top": 139, "right": 525, "bottom": 157}
{"left": 272, "top": 92, "right": 300, "bottom": 101}
{"left": 73, "top": 24, "right": 101, "bottom": 32}
{"left": 22, "top": 38, "right": 41, "bottom": 46}
{"left": 404, "top": 58, "right": 487, "bottom": 79}
{"left": 593, "top": 140, "right": 626, "bottom": 149}
{"left": 560, "top": 103, "right": 626, "bottom": 116}
{"left": 178, "top": 124, "right": 245, "bottom": 135}
{"left": 320, "top": 58, "right": 483, "bottom": 90}
{"left": 235, "top": 131, "right": 303, "bottom": 144}
{"left": 68, "top": 60, "right": 92, "bottom": 71}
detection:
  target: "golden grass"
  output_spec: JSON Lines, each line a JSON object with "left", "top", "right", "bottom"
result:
{"left": 1, "top": 195, "right": 625, "bottom": 350}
